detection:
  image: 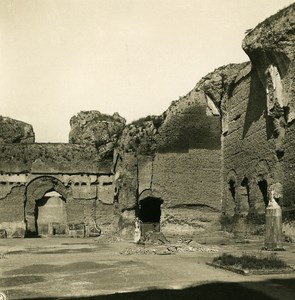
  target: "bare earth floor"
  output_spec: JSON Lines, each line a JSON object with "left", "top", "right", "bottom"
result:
{"left": 0, "top": 237, "right": 294, "bottom": 300}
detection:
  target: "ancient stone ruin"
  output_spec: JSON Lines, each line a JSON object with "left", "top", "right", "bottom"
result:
{"left": 0, "top": 4, "right": 294, "bottom": 241}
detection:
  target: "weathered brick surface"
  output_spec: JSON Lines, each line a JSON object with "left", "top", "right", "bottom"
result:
{"left": 1, "top": 4, "right": 294, "bottom": 239}
{"left": 283, "top": 122, "right": 295, "bottom": 207}
{"left": 0, "top": 143, "right": 112, "bottom": 174}
{"left": 157, "top": 93, "right": 220, "bottom": 152}
{"left": 153, "top": 149, "right": 221, "bottom": 210}
{"left": 0, "top": 185, "right": 25, "bottom": 222}
{"left": 221, "top": 4, "right": 295, "bottom": 237}
{"left": 222, "top": 70, "right": 277, "bottom": 215}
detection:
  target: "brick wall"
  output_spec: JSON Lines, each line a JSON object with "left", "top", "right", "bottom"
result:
{"left": 153, "top": 149, "right": 221, "bottom": 210}
{"left": 221, "top": 70, "right": 278, "bottom": 218}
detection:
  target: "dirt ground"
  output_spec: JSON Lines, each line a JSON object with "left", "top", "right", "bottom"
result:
{"left": 0, "top": 236, "right": 294, "bottom": 300}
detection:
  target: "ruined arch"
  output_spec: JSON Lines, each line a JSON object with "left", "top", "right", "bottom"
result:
{"left": 138, "top": 189, "right": 164, "bottom": 219}
{"left": 25, "top": 176, "right": 70, "bottom": 236}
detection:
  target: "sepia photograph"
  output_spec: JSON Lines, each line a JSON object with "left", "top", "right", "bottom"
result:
{"left": 0, "top": 0, "right": 295, "bottom": 299}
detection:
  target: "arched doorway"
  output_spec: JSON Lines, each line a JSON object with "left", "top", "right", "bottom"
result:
{"left": 138, "top": 196, "right": 163, "bottom": 237}
{"left": 25, "top": 176, "right": 69, "bottom": 237}
{"left": 36, "top": 191, "right": 67, "bottom": 236}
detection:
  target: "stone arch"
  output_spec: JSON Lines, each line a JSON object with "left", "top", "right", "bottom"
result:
{"left": 25, "top": 176, "right": 70, "bottom": 236}
{"left": 138, "top": 189, "right": 156, "bottom": 201}
{"left": 139, "top": 197, "right": 163, "bottom": 223}
{"left": 226, "top": 170, "right": 238, "bottom": 216}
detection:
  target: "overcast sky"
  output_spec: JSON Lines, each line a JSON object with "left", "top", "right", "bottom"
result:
{"left": 0, "top": 0, "right": 294, "bottom": 142}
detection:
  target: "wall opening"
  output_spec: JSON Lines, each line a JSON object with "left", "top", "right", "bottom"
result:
{"left": 258, "top": 179, "right": 268, "bottom": 207}
{"left": 139, "top": 197, "right": 162, "bottom": 222}
{"left": 35, "top": 191, "right": 67, "bottom": 236}
{"left": 226, "top": 179, "right": 237, "bottom": 216}
{"left": 229, "top": 180, "right": 236, "bottom": 202}
{"left": 25, "top": 176, "right": 69, "bottom": 237}
{"left": 139, "top": 197, "right": 163, "bottom": 236}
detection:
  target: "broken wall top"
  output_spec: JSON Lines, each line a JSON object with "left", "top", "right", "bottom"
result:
{"left": 243, "top": 3, "right": 295, "bottom": 62}
{"left": 0, "top": 116, "right": 35, "bottom": 144}
{"left": 0, "top": 143, "right": 112, "bottom": 174}
{"left": 242, "top": 3, "right": 295, "bottom": 123}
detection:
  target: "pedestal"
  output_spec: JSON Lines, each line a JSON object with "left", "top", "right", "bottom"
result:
{"left": 265, "top": 205, "right": 282, "bottom": 250}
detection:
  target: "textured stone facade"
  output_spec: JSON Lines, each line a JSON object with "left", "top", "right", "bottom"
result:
{"left": 114, "top": 74, "right": 222, "bottom": 236}
{"left": 0, "top": 118, "right": 115, "bottom": 238}
{"left": 0, "top": 3, "right": 294, "bottom": 240}
{"left": 221, "top": 4, "right": 295, "bottom": 238}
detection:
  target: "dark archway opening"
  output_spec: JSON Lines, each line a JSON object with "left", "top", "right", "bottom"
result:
{"left": 138, "top": 197, "right": 163, "bottom": 237}
{"left": 227, "top": 179, "right": 237, "bottom": 216}
{"left": 139, "top": 197, "right": 163, "bottom": 223}
{"left": 229, "top": 180, "right": 236, "bottom": 201}
{"left": 258, "top": 179, "right": 268, "bottom": 206}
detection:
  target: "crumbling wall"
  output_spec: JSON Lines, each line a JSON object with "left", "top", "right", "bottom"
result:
{"left": 221, "top": 3, "right": 295, "bottom": 236}
{"left": 115, "top": 75, "right": 223, "bottom": 236}
{"left": 221, "top": 67, "right": 278, "bottom": 234}
{"left": 0, "top": 116, "right": 35, "bottom": 144}
{"left": 0, "top": 185, "right": 26, "bottom": 237}
{"left": 152, "top": 149, "right": 220, "bottom": 210}
{"left": 0, "top": 114, "right": 116, "bottom": 237}
{"left": 0, "top": 143, "right": 112, "bottom": 174}
{"left": 156, "top": 91, "right": 220, "bottom": 152}
{"left": 69, "top": 110, "right": 126, "bottom": 159}
{"left": 0, "top": 172, "right": 117, "bottom": 237}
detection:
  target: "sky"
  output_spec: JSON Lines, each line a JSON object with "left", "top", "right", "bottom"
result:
{"left": 0, "top": 0, "right": 294, "bottom": 142}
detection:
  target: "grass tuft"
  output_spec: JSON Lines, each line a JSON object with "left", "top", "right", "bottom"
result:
{"left": 213, "top": 253, "right": 288, "bottom": 270}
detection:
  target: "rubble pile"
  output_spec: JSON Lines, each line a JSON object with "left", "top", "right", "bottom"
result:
{"left": 120, "top": 238, "right": 219, "bottom": 255}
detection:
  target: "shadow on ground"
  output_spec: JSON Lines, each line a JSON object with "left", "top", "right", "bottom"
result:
{"left": 21, "top": 278, "right": 295, "bottom": 300}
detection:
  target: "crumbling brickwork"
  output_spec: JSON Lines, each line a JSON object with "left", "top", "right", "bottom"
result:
{"left": 0, "top": 3, "right": 294, "bottom": 240}
{"left": 114, "top": 78, "right": 222, "bottom": 236}
{"left": 0, "top": 118, "right": 115, "bottom": 237}
{"left": 221, "top": 4, "right": 295, "bottom": 237}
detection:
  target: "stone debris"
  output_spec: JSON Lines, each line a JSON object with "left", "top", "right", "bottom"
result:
{"left": 175, "top": 242, "right": 219, "bottom": 253}
{"left": 120, "top": 239, "right": 219, "bottom": 255}
{"left": 96, "top": 233, "right": 123, "bottom": 243}
{"left": 139, "top": 231, "right": 169, "bottom": 244}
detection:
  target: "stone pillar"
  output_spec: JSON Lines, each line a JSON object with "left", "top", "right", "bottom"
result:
{"left": 26, "top": 213, "right": 37, "bottom": 236}
{"left": 265, "top": 191, "right": 282, "bottom": 250}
